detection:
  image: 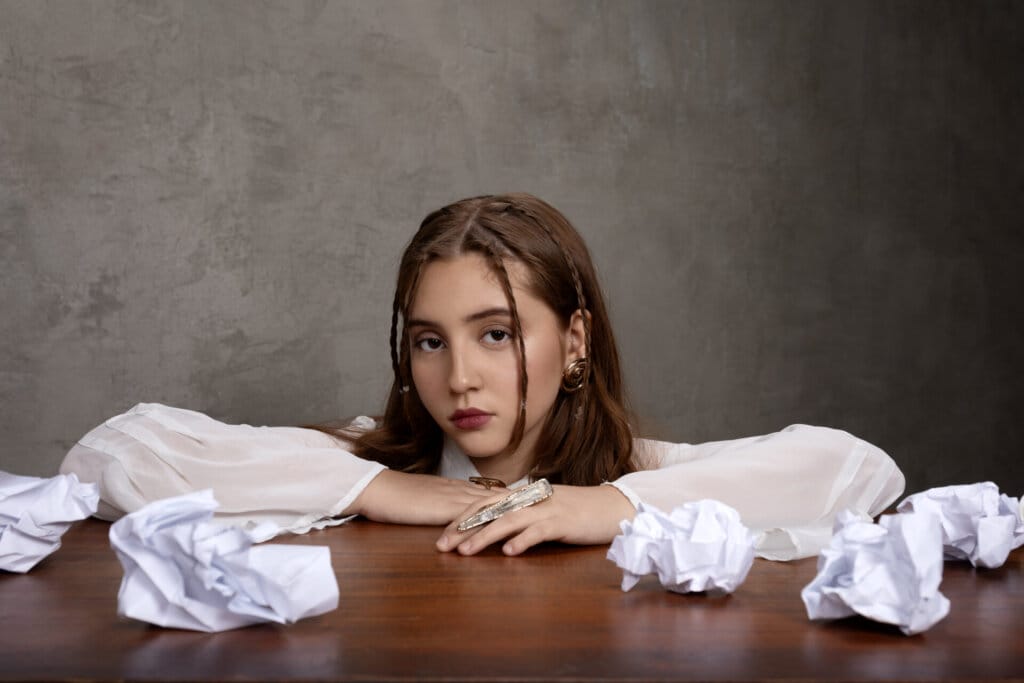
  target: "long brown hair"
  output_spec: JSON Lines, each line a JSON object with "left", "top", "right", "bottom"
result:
{"left": 330, "top": 193, "right": 634, "bottom": 485}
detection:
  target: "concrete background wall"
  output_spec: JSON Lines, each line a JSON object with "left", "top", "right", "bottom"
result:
{"left": 2, "top": 1, "right": 1021, "bottom": 496}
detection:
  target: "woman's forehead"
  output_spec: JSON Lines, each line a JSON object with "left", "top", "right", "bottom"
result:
{"left": 408, "top": 254, "right": 533, "bottom": 317}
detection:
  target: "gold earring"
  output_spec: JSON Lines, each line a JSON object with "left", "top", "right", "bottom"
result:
{"left": 561, "top": 358, "right": 589, "bottom": 393}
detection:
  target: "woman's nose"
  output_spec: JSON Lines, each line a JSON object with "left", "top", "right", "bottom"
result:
{"left": 448, "top": 345, "right": 480, "bottom": 394}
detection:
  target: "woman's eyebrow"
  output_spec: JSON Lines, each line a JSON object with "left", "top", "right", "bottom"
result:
{"left": 465, "top": 307, "right": 511, "bottom": 322}
{"left": 406, "top": 307, "right": 511, "bottom": 329}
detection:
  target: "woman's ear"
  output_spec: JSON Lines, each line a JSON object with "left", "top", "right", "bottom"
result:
{"left": 566, "top": 309, "right": 590, "bottom": 362}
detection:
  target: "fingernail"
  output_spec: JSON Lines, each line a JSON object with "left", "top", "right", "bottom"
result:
{"left": 436, "top": 535, "right": 449, "bottom": 551}
{"left": 503, "top": 543, "right": 514, "bottom": 555}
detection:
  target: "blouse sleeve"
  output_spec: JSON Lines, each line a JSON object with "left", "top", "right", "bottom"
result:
{"left": 607, "top": 424, "right": 906, "bottom": 560}
{"left": 59, "top": 402, "right": 387, "bottom": 540}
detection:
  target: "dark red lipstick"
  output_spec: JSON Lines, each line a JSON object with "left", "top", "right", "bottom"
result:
{"left": 449, "top": 408, "right": 492, "bottom": 430}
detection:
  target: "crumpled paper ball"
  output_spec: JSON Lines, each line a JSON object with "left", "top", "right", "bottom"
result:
{"left": 110, "top": 489, "right": 339, "bottom": 632}
{"left": 896, "top": 481, "right": 1024, "bottom": 568}
{"left": 801, "top": 509, "right": 950, "bottom": 635}
{"left": 0, "top": 471, "right": 99, "bottom": 573}
{"left": 607, "top": 500, "right": 756, "bottom": 595}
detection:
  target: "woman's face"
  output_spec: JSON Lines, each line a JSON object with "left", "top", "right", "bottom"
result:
{"left": 407, "top": 253, "right": 582, "bottom": 481}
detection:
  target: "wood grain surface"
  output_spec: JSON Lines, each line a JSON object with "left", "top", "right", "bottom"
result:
{"left": 2, "top": 518, "right": 1022, "bottom": 681}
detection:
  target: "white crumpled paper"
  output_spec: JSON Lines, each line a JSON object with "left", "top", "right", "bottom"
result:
{"left": 801, "top": 510, "right": 949, "bottom": 635}
{"left": 607, "top": 500, "right": 756, "bottom": 595}
{"left": 0, "top": 471, "right": 99, "bottom": 573}
{"left": 110, "top": 489, "right": 339, "bottom": 632}
{"left": 896, "top": 482, "right": 1024, "bottom": 569}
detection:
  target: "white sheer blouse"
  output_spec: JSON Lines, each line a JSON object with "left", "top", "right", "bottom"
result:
{"left": 60, "top": 403, "right": 905, "bottom": 560}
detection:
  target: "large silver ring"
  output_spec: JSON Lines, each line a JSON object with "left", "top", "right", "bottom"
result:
{"left": 457, "top": 479, "right": 553, "bottom": 532}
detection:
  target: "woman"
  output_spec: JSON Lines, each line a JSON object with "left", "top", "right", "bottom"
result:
{"left": 61, "top": 193, "right": 904, "bottom": 559}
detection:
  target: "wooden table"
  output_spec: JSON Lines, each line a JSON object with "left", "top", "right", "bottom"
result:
{"left": 2, "top": 518, "right": 1022, "bottom": 681}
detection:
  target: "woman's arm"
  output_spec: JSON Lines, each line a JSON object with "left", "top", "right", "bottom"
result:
{"left": 347, "top": 469, "right": 502, "bottom": 526}
{"left": 609, "top": 425, "right": 906, "bottom": 560}
{"left": 62, "top": 402, "right": 508, "bottom": 533}
{"left": 436, "top": 425, "right": 904, "bottom": 560}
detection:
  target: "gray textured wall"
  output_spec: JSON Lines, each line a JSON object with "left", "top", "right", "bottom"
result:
{"left": 2, "top": 1, "right": 1022, "bottom": 497}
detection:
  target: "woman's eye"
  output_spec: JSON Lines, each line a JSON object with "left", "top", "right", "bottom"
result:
{"left": 415, "top": 337, "right": 445, "bottom": 352}
{"left": 483, "top": 329, "right": 511, "bottom": 345}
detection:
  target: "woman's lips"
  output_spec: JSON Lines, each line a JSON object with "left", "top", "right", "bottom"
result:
{"left": 449, "top": 409, "right": 492, "bottom": 431}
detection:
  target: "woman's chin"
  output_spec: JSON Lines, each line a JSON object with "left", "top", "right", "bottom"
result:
{"left": 449, "top": 435, "right": 507, "bottom": 461}
{"left": 459, "top": 445, "right": 505, "bottom": 460}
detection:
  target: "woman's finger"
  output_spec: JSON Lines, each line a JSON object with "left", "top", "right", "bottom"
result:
{"left": 500, "top": 521, "right": 553, "bottom": 556}
{"left": 436, "top": 489, "right": 515, "bottom": 551}
{"left": 453, "top": 511, "right": 528, "bottom": 555}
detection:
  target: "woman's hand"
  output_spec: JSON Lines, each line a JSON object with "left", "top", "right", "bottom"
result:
{"left": 350, "top": 469, "right": 505, "bottom": 526}
{"left": 435, "top": 484, "right": 636, "bottom": 556}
